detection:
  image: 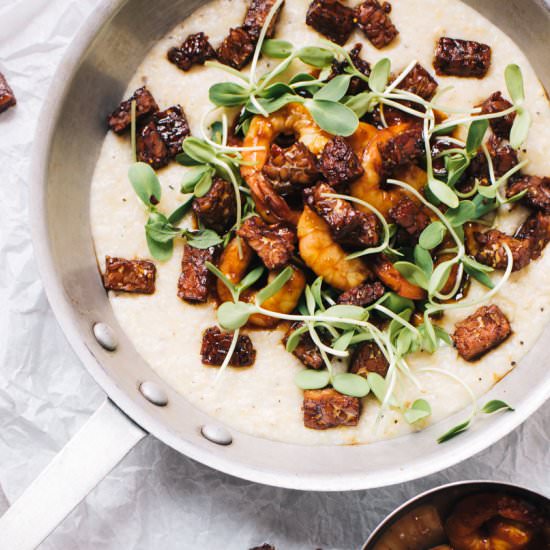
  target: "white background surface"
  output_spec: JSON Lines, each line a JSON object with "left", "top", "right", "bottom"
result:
{"left": 0, "top": 1, "right": 548, "bottom": 549}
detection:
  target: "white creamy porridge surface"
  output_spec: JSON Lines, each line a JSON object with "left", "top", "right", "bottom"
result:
{"left": 90, "top": 0, "right": 550, "bottom": 445}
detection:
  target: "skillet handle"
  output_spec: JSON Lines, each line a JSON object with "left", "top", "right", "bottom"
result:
{"left": 0, "top": 399, "right": 146, "bottom": 550}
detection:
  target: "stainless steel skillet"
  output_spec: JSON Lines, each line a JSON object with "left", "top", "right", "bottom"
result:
{"left": 0, "top": 1, "right": 549, "bottom": 548}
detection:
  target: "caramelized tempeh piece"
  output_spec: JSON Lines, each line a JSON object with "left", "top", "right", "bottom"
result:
{"left": 355, "top": 0, "right": 398, "bottom": 49}
{"left": 303, "top": 388, "right": 361, "bottom": 429}
{"left": 516, "top": 211, "right": 550, "bottom": 260}
{"left": 306, "top": 0, "right": 355, "bottom": 46}
{"left": 167, "top": 32, "right": 216, "bottom": 71}
{"left": 479, "top": 91, "right": 515, "bottom": 139}
{"left": 452, "top": 305, "right": 511, "bottom": 361}
{"left": 201, "top": 326, "right": 256, "bottom": 367}
{"left": 192, "top": 177, "right": 237, "bottom": 234}
{"left": 216, "top": 27, "right": 256, "bottom": 70}
{"left": 177, "top": 245, "right": 218, "bottom": 303}
{"left": 283, "top": 322, "right": 324, "bottom": 369}
{"left": 103, "top": 256, "right": 156, "bottom": 294}
{"left": 137, "top": 105, "right": 190, "bottom": 169}
{"left": 350, "top": 341, "right": 389, "bottom": 377}
{"left": 263, "top": 142, "right": 319, "bottom": 196}
{"left": 434, "top": 37, "right": 492, "bottom": 78}
{"left": 237, "top": 216, "right": 296, "bottom": 270}
{"left": 474, "top": 229, "right": 532, "bottom": 271}
{"left": 378, "top": 126, "right": 424, "bottom": 179}
{"left": 107, "top": 86, "right": 158, "bottom": 134}
{"left": 507, "top": 176, "right": 550, "bottom": 213}
{"left": 319, "top": 137, "right": 364, "bottom": 188}
{"left": 389, "top": 196, "right": 430, "bottom": 240}
{"left": 0, "top": 73, "right": 16, "bottom": 114}
{"left": 487, "top": 135, "right": 518, "bottom": 177}
{"left": 396, "top": 62, "right": 438, "bottom": 100}
{"left": 304, "top": 182, "right": 380, "bottom": 247}
{"left": 243, "top": 0, "right": 284, "bottom": 40}
{"left": 337, "top": 281, "right": 385, "bottom": 306}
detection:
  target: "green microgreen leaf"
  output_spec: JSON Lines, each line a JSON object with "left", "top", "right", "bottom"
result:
{"left": 181, "top": 164, "right": 214, "bottom": 193}
{"left": 509, "top": 107, "right": 531, "bottom": 149}
{"left": 445, "top": 153, "right": 470, "bottom": 188}
{"left": 128, "top": 162, "right": 162, "bottom": 208}
{"left": 366, "top": 373, "right": 387, "bottom": 404}
{"left": 238, "top": 266, "right": 266, "bottom": 292}
{"left": 256, "top": 266, "right": 294, "bottom": 305}
{"left": 285, "top": 324, "right": 309, "bottom": 353}
{"left": 247, "top": 93, "right": 299, "bottom": 115}
{"left": 394, "top": 261, "right": 429, "bottom": 290}
{"left": 463, "top": 262, "right": 495, "bottom": 289}
{"left": 417, "top": 323, "right": 451, "bottom": 353}
{"left": 167, "top": 194, "right": 194, "bottom": 224}
{"left": 314, "top": 74, "right": 351, "bottom": 102}
{"left": 323, "top": 305, "right": 366, "bottom": 320}
{"left": 381, "top": 293, "right": 415, "bottom": 315}
{"left": 344, "top": 92, "right": 376, "bottom": 118}
{"left": 332, "top": 330, "right": 354, "bottom": 352}
{"left": 466, "top": 119, "right": 489, "bottom": 156}
{"left": 428, "top": 178, "right": 459, "bottom": 208}
{"left": 419, "top": 221, "right": 447, "bottom": 250}
{"left": 414, "top": 246, "right": 434, "bottom": 278}
{"left": 182, "top": 137, "right": 218, "bottom": 165}
{"left": 146, "top": 232, "right": 173, "bottom": 261}
{"left": 331, "top": 373, "right": 370, "bottom": 398}
{"left": 145, "top": 212, "right": 181, "bottom": 243}
{"left": 295, "top": 369, "right": 330, "bottom": 390}
{"left": 305, "top": 286, "right": 316, "bottom": 315}
{"left": 437, "top": 419, "right": 471, "bottom": 443}
{"left": 404, "top": 399, "right": 432, "bottom": 424}
{"left": 505, "top": 64, "right": 525, "bottom": 104}
{"left": 210, "top": 121, "right": 224, "bottom": 144}
{"left": 184, "top": 229, "right": 223, "bottom": 249}
{"left": 445, "top": 201, "right": 476, "bottom": 227}
{"left": 209, "top": 82, "right": 250, "bottom": 107}
{"left": 193, "top": 170, "right": 214, "bottom": 197}
{"left": 395, "top": 328, "right": 415, "bottom": 356}
{"left": 309, "top": 277, "right": 325, "bottom": 311}
{"left": 289, "top": 72, "right": 322, "bottom": 95}
{"left": 305, "top": 99, "right": 359, "bottom": 137}
{"left": 368, "top": 58, "right": 391, "bottom": 94}
{"left": 262, "top": 39, "right": 294, "bottom": 58}
{"left": 297, "top": 46, "right": 334, "bottom": 68}
{"left": 481, "top": 399, "right": 515, "bottom": 414}
{"left": 217, "top": 301, "right": 255, "bottom": 330}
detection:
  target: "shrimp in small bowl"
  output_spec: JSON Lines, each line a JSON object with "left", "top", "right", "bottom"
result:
{"left": 362, "top": 481, "right": 549, "bottom": 550}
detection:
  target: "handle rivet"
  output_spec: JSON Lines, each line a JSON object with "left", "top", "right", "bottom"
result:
{"left": 139, "top": 381, "right": 168, "bottom": 407}
{"left": 93, "top": 322, "right": 118, "bottom": 351}
{"left": 200, "top": 424, "right": 233, "bottom": 446}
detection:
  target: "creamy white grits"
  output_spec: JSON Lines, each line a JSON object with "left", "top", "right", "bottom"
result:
{"left": 90, "top": 0, "right": 550, "bottom": 445}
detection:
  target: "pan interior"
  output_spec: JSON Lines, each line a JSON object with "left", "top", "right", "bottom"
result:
{"left": 36, "top": 0, "right": 550, "bottom": 489}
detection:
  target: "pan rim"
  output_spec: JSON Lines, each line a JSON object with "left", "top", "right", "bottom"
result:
{"left": 28, "top": 0, "right": 550, "bottom": 492}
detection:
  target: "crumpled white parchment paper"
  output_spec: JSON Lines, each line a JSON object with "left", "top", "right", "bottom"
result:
{"left": 0, "top": 1, "right": 548, "bottom": 549}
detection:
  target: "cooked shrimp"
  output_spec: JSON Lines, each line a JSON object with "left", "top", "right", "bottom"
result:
{"left": 250, "top": 267, "right": 306, "bottom": 328}
{"left": 297, "top": 206, "right": 371, "bottom": 291}
{"left": 349, "top": 122, "right": 428, "bottom": 218}
{"left": 216, "top": 237, "right": 255, "bottom": 303}
{"left": 216, "top": 237, "right": 305, "bottom": 327}
{"left": 446, "top": 493, "right": 541, "bottom": 550}
{"left": 373, "top": 255, "right": 426, "bottom": 300}
{"left": 241, "top": 103, "right": 330, "bottom": 225}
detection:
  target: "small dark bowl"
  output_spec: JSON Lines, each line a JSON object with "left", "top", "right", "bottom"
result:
{"left": 363, "top": 480, "right": 550, "bottom": 549}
